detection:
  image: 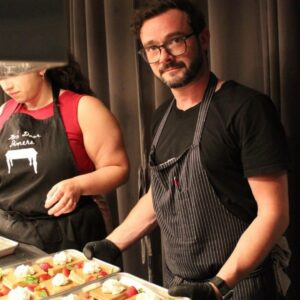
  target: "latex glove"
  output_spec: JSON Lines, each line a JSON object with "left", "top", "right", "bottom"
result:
{"left": 169, "top": 282, "right": 218, "bottom": 300}
{"left": 83, "top": 239, "right": 121, "bottom": 263}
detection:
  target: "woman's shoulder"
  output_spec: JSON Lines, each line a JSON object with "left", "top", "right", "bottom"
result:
{"left": 61, "top": 90, "right": 105, "bottom": 107}
{"left": 59, "top": 89, "right": 82, "bottom": 103}
{"left": 59, "top": 89, "right": 90, "bottom": 113}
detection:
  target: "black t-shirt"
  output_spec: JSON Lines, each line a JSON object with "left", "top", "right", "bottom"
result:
{"left": 151, "top": 81, "right": 290, "bottom": 222}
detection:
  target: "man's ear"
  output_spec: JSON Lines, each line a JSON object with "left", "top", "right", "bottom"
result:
{"left": 198, "top": 27, "right": 210, "bottom": 51}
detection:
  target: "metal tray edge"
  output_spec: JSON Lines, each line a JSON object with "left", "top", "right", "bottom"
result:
{"left": 0, "top": 236, "right": 19, "bottom": 258}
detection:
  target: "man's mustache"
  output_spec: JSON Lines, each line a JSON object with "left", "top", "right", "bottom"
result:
{"left": 159, "top": 61, "right": 185, "bottom": 74}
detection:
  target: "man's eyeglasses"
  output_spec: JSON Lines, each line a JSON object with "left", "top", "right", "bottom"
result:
{"left": 138, "top": 33, "right": 195, "bottom": 64}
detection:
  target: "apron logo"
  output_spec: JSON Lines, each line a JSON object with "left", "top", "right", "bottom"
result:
{"left": 5, "top": 131, "right": 41, "bottom": 174}
{"left": 5, "top": 148, "right": 38, "bottom": 174}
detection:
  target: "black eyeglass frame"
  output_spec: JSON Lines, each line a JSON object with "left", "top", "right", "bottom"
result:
{"left": 138, "top": 32, "right": 195, "bottom": 64}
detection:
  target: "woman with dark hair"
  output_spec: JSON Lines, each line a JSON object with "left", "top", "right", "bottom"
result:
{"left": 0, "top": 55, "right": 129, "bottom": 253}
{"left": 45, "top": 54, "right": 95, "bottom": 96}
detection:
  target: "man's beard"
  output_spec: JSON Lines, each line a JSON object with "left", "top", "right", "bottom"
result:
{"left": 159, "top": 55, "right": 203, "bottom": 88}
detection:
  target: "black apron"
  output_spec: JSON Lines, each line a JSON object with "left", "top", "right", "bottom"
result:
{"left": 149, "top": 73, "right": 279, "bottom": 299}
{"left": 0, "top": 86, "right": 105, "bottom": 253}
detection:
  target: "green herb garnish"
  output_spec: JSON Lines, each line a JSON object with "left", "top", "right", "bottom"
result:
{"left": 38, "top": 289, "right": 49, "bottom": 298}
{"left": 24, "top": 274, "right": 39, "bottom": 283}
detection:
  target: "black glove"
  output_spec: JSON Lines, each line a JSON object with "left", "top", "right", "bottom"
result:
{"left": 168, "top": 282, "right": 218, "bottom": 300}
{"left": 83, "top": 239, "right": 121, "bottom": 263}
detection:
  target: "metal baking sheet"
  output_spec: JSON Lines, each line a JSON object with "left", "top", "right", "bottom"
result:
{"left": 48, "top": 272, "right": 191, "bottom": 300}
{"left": 0, "top": 236, "right": 18, "bottom": 258}
{"left": 35, "top": 249, "right": 120, "bottom": 276}
{"left": 0, "top": 249, "right": 120, "bottom": 299}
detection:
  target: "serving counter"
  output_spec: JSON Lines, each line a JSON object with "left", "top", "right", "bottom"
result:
{"left": 0, "top": 245, "right": 190, "bottom": 299}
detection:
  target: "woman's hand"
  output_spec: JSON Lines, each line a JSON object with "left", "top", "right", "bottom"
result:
{"left": 45, "top": 179, "right": 81, "bottom": 216}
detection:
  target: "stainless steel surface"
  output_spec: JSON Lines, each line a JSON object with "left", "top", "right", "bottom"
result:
{"left": 0, "top": 236, "right": 18, "bottom": 258}
{"left": 0, "top": 249, "right": 120, "bottom": 299}
{"left": 0, "top": 242, "right": 46, "bottom": 266}
{"left": 0, "top": 62, "right": 66, "bottom": 80}
{"left": 48, "top": 272, "right": 190, "bottom": 300}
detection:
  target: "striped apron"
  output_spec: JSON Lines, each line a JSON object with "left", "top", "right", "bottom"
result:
{"left": 149, "top": 73, "right": 279, "bottom": 299}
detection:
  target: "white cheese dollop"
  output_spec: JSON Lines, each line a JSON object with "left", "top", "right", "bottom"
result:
{"left": 61, "top": 294, "right": 79, "bottom": 300}
{"left": 83, "top": 261, "right": 101, "bottom": 274}
{"left": 136, "top": 293, "right": 159, "bottom": 300}
{"left": 101, "top": 279, "right": 126, "bottom": 295}
{"left": 53, "top": 251, "right": 72, "bottom": 265}
{"left": 8, "top": 286, "right": 32, "bottom": 300}
{"left": 14, "top": 264, "right": 35, "bottom": 278}
{"left": 52, "top": 273, "right": 69, "bottom": 286}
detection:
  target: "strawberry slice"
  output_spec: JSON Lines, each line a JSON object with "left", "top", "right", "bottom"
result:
{"left": 83, "top": 292, "right": 91, "bottom": 299}
{"left": 62, "top": 267, "right": 71, "bottom": 277}
{"left": 38, "top": 273, "right": 51, "bottom": 282}
{"left": 124, "top": 286, "right": 138, "bottom": 298}
{"left": 99, "top": 270, "right": 108, "bottom": 276}
{"left": 0, "top": 285, "right": 10, "bottom": 296}
{"left": 76, "top": 261, "right": 84, "bottom": 268}
{"left": 39, "top": 262, "right": 52, "bottom": 272}
{"left": 27, "top": 283, "right": 38, "bottom": 292}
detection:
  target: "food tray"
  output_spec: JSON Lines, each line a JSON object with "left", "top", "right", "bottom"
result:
{"left": 0, "top": 236, "right": 18, "bottom": 258}
{"left": 48, "top": 272, "right": 190, "bottom": 300}
{"left": 0, "top": 249, "right": 120, "bottom": 299}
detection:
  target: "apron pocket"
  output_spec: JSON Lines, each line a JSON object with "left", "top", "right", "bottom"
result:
{"left": 173, "top": 189, "right": 202, "bottom": 241}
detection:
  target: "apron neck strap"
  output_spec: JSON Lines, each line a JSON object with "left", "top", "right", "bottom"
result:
{"left": 51, "top": 84, "right": 60, "bottom": 115}
{"left": 151, "top": 72, "right": 218, "bottom": 148}
{"left": 51, "top": 84, "right": 60, "bottom": 104}
{"left": 192, "top": 72, "right": 218, "bottom": 145}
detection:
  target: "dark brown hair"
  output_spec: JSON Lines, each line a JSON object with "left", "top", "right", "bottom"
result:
{"left": 45, "top": 54, "right": 94, "bottom": 96}
{"left": 131, "top": 0, "right": 206, "bottom": 38}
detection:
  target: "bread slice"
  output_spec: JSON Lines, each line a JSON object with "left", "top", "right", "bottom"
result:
{"left": 87, "top": 286, "right": 139, "bottom": 300}
{"left": 2, "top": 265, "right": 47, "bottom": 290}
{"left": 38, "top": 277, "right": 77, "bottom": 296}
{"left": 89, "top": 287, "right": 127, "bottom": 300}
{"left": 35, "top": 256, "right": 84, "bottom": 277}
{"left": 69, "top": 264, "right": 109, "bottom": 285}
{"left": 0, "top": 286, "right": 47, "bottom": 300}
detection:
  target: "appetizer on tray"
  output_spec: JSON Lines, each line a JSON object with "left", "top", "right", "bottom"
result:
{"left": 49, "top": 273, "right": 190, "bottom": 300}
{"left": 0, "top": 249, "right": 119, "bottom": 299}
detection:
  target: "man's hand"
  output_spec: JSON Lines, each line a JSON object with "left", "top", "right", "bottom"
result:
{"left": 83, "top": 239, "right": 121, "bottom": 263}
{"left": 168, "top": 282, "right": 218, "bottom": 300}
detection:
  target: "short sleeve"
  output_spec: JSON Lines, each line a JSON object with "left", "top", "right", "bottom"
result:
{"left": 235, "top": 94, "right": 289, "bottom": 177}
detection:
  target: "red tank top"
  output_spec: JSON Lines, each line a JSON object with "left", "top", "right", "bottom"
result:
{"left": 0, "top": 90, "right": 94, "bottom": 174}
